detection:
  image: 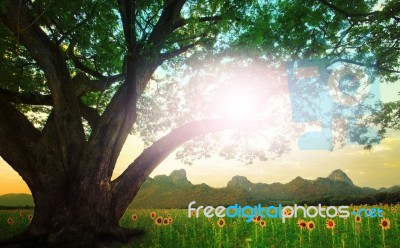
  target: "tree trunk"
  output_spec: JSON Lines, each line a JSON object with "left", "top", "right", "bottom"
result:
{"left": 30, "top": 188, "right": 136, "bottom": 246}
{"left": 3, "top": 181, "right": 118, "bottom": 247}
{"left": 4, "top": 166, "right": 143, "bottom": 248}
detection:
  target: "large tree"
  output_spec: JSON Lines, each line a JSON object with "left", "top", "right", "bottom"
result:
{"left": 0, "top": 0, "right": 399, "bottom": 246}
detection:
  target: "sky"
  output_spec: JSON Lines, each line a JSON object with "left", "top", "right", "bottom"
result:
{"left": 0, "top": 78, "right": 400, "bottom": 195}
{"left": 112, "top": 130, "right": 400, "bottom": 189}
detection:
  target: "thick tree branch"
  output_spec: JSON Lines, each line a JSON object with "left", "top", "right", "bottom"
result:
{"left": 151, "top": 11, "right": 236, "bottom": 63}
{"left": 71, "top": 72, "right": 125, "bottom": 96}
{"left": 320, "top": 0, "right": 400, "bottom": 23}
{"left": 318, "top": 0, "right": 378, "bottom": 18}
{"left": 0, "top": 98, "right": 41, "bottom": 177}
{"left": 118, "top": 0, "right": 137, "bottom": 53}
{"left": 79, "top": 58, "right": 146, "bottom": 179}
{"left": 1, "top": 0, "right": 77, "bottom": 103}
{"left": 77, "top": 56, "right": 142, "bottom": 185}
{"left": 0, "top": 88, "right": 53, "bottom": 105}
{"left": 0, "top": 87, "right": 100, "bottom": 130}
{"left": 77, "top": 20, "right": 160, "bottom": 183}
{"left": 81, "top": 74, "right": 126, "bottom": 93}
{"left": 2, "top": 0, "right": 86, "bottom": 171}
{"left": 77, "top": 85, "right": 134, "bottom": 196}
{"left": 159, "top": 42, "right": 198, "bottom": 62}
{"left": 77, "top": 55, "right": 157, "bottom": 190}
{"left": 111, "top": 118, "right": 255, "bottom": 214}
{"left": 147, "top": 0, "right": 187, "bottom": 47}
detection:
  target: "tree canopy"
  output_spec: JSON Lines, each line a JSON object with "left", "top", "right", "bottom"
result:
{"left": 1, "top": 0, "right": 399, "bottom": 157}
{"left": 0, "top": 0, "right": 399, "bottom": 246}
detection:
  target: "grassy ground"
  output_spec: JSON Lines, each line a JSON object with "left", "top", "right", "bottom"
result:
{"left": 1, "top": 205, "right": 399, "bottom": 247}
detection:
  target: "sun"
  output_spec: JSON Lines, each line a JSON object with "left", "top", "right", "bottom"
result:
{"left": 202, "top": 63, "right": 272, "bottom": 122}
{"left": 218, "top": 89, "right": 258, "bottom": 120}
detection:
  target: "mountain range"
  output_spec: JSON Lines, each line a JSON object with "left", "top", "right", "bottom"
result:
{"left": 1, "top": 169, "right": 399, "bottom": 208}
{"left": 129, "top": 169, "right": 400, "bottom": 208}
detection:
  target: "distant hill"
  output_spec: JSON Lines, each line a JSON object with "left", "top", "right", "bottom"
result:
{"left": 1, "top": 169, "right": 399, "bottom": 208}
{"left": 0, "top": 193, "right": 34, "bottom": 207}
{"left": 327, "top": 169, "right": 354, "bottom": 185}
{"left": 129, "top": 169, "right": 400, "bottom": 208}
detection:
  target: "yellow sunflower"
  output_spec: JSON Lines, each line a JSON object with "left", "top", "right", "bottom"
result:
{"left": 7, "top": 217, "right": 14, "bottom": 225}
{"left": 150, "top": 211, "right": 157, "bottom": 219}
{"left": 380, "top": 218, "right": 390, "bottom": 230}
{"left": 297, "top": 219, "right": 307, "bottom": 229}
{"left": 355, "top": 215, "right": 362, "bottom": 223}
{"left": 259, "top": 220, "right": 266, "bottom": 227}
{"left": 326, "top": 219, "right": 335, "bottom": 229}
{"left": 217, "top": 218, "right": 226, "bottom": 228}
{"left": 306, "top": 221, "right": 315, "bottom": 231}
{"left": 131, "top": 214, "right": 138, "bottom": 221}
{"left": 163, "top": 218, "right": 169, "bottom": 225}
{"left": 154, "top": 216, "right": 163, "bottom": 226}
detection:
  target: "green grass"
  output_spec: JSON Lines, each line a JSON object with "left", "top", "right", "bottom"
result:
{"left": 1, "top": 205, "right": 399, "bottom": 247}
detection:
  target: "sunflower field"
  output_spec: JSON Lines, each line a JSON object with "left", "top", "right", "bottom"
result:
{"left": 1, "top": 205, "right": 399, "bottom": 247}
